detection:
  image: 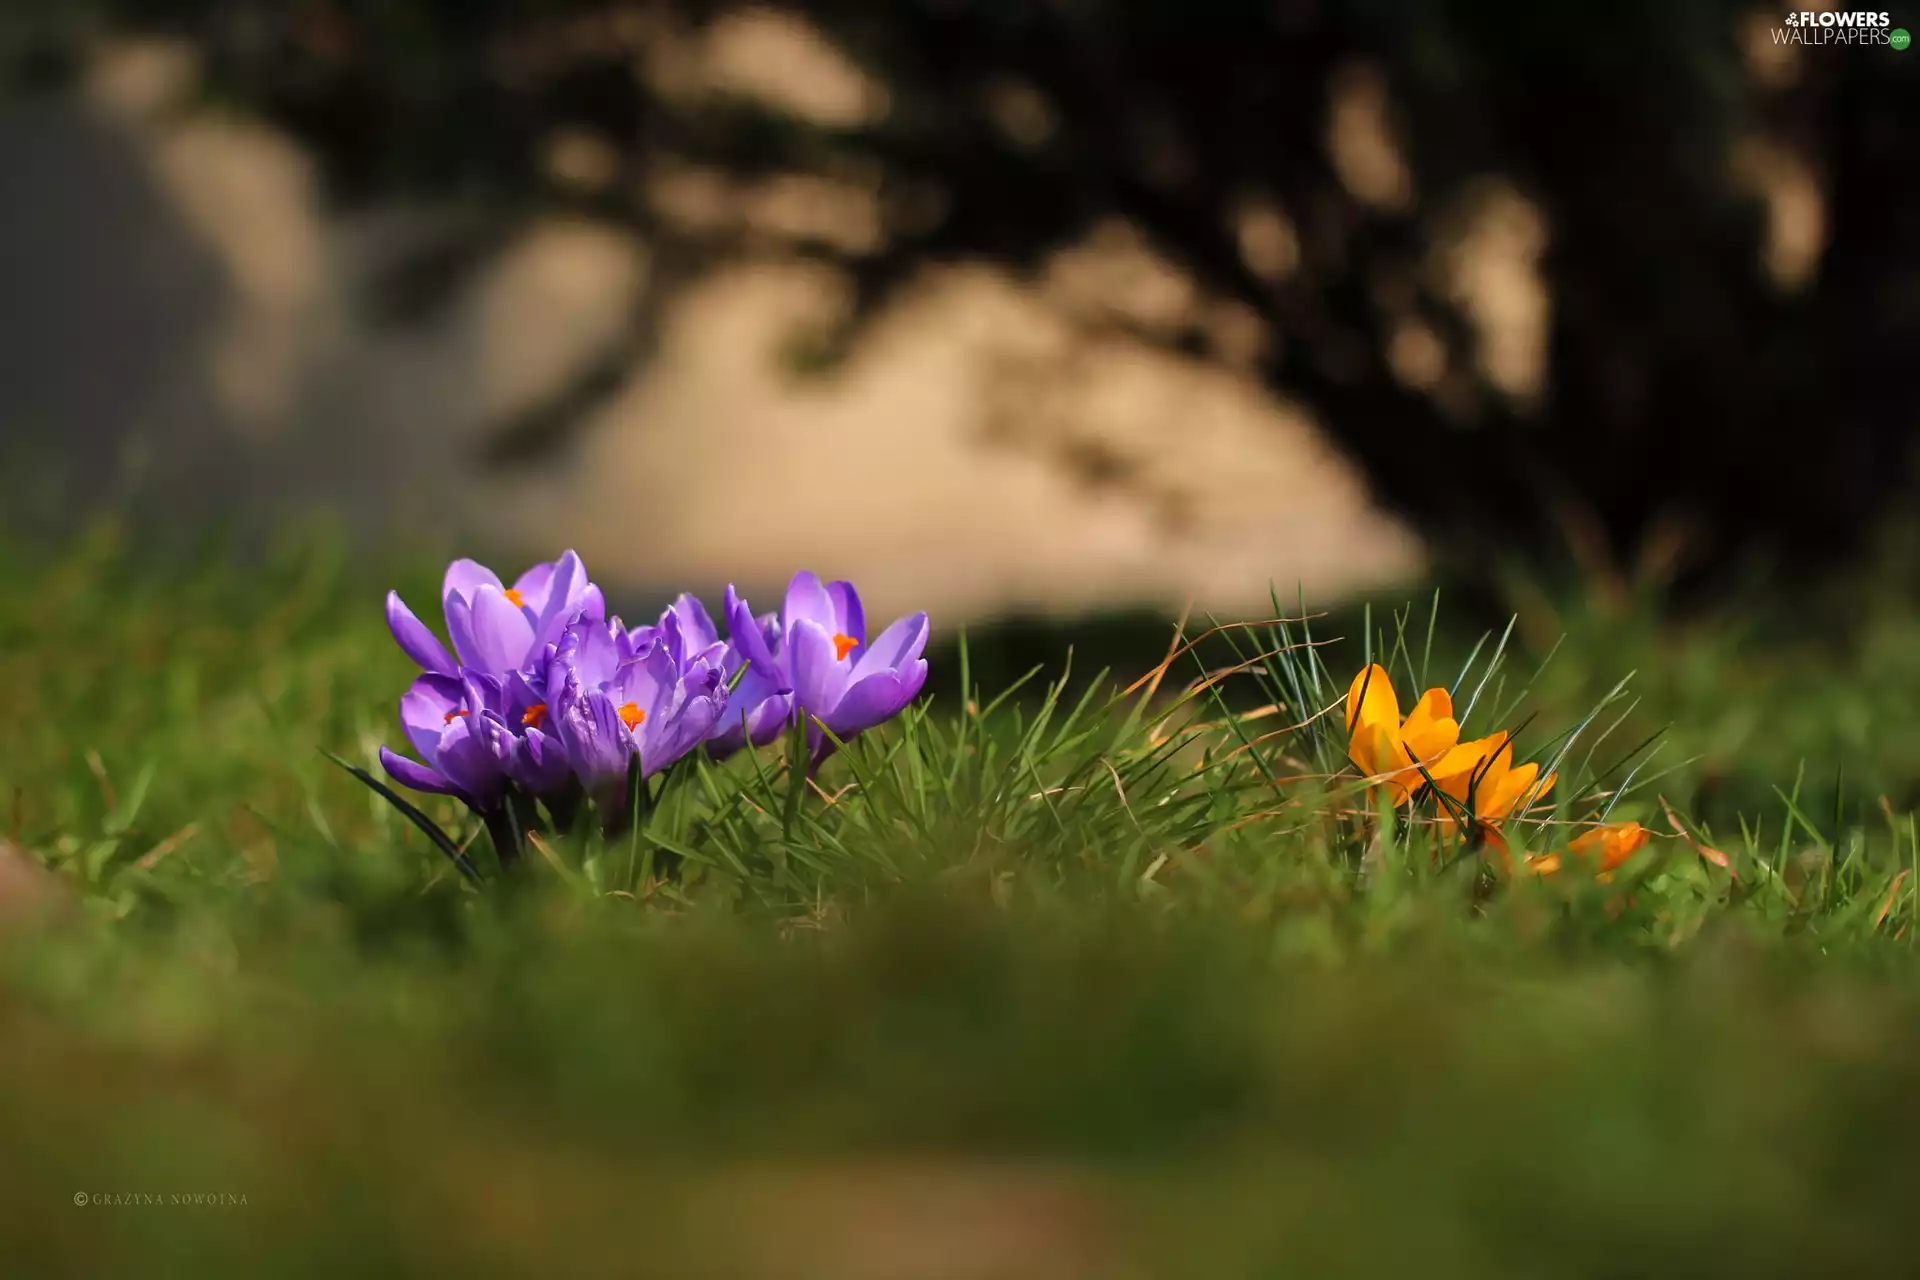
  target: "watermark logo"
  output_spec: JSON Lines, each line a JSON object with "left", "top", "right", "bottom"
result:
{"left": 74, "top": 1191, "right": 249, "bottom": 1207}
{"left": 1773, "top": 11, "right": 1903, "bottom": 45}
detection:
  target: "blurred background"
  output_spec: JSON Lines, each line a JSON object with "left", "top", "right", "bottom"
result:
{"left": 1, "top": 0, "right": 1916, "bottom": 627}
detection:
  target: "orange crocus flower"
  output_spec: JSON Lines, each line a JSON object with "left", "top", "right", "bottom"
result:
{"left": 1428, "top": 732, "right": 1556, "bottom": 832}
{"left": 1345, "top": 664, "right": 1462, "bottom": 805}
{"left": 1527, "top": 820, "right": 1651, "bottom": 879}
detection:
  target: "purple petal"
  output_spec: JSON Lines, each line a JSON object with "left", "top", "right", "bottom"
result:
{"left": 433, "top": 715, "right": 506, "bottom": 806}
{"left": 512, "top": 558, "right": 557, "bottom": 606}
{"left": 619, "top": 623, "right": 659, "bottom": 664}
{"left": 442, "top": 559, "right": 503, "bottom": 607}
{"left": 725, "top": 586, "right": 781, "bottom": 677}
{"left": 455, "top": 585, "right": 537, "bottom": 673}
{"left": 532, "top": 551, "right": 597, "bottom": 648}
{"left": 380, "top": 747, "right": 463, "bottom": 798}
{"left": 704, "top": 666, "right": 793, "bottom": 759}
{"left": 784, "top": 571, "right": 838, "bottom": 643}
{"left": 825, "top": 660, "right": 928, "bottom": 738}
{"left": 826, "top": 580, "right": 866, "bottom": 651}
{"left": 577, "top": 584, "right": 607, "bottom": 624}
{"left": 850, "top": 612, "right": 931, "bottom": 681}
{"left": 471, "top": 710, "right": 522, "bottom": 771}
{"left": 461, "top": 670, "right": 506, "bottom": 718}
{"left": 504, "top": 670, "right": 546, "bottom": 721}
{"left": 556, "top": 616, "right": 622, "bottom": 692}
{"left": 400, "top": 673, "right": 467, "bottom": 765}
{"left": 668, "top": 593, "right": 721, "bottom": 653}
{"left": 789, "top": 619, "right": 851, "bottom": 722}
{"left": 511, "top": 726, "right": 574, "bottom": 794}
{"left": 555, "top": 686, "right": 634, "bottom": 795}
{"left": 609, "top": 644, "right": 674, "bottom": 718}
{"left": 444, "top": 596, "right": 479, "bottom": 673}
{"left": 641, "top": 686, "right": 727, "bottom": 777}
{"left": 386, "top": 591, "right": 458, "bottom": 675}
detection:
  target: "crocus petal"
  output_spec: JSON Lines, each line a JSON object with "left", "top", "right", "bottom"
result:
{"left": 531, "top": 551, "right": 595, "bottom": 647}
{"left": 1400, "top": 688, "right": 1460, "bottom": 767}
{"left": 513, "top": 559, "right": 557, "bottom": 608}
{"left": 511, "top": 726, "right": 574, "bottom": 794}
{"left": 669, "top": 593, "right": 721, "bottom": 653}
{"left": 789, "top": 619, "right": 851, "bottom": 722}
{"left": 705, "top": 666, "right": 794, "bottom": 759}
{"left": 1571, "top": 820, "right": 1648, "bottom": 873}
{"left": 746, "top": 690, "right": 795, "bottom": 743}
{"left": 1348, "top": 720, "right": 1405, "bottom": 791}
{"left": 725, "top": 586, "right": 781, "bottom": 677}
{"left": 609, "top": 645, "right": 674, "bottom": 719}
{"left": 380, "top": 747, "right": 463, "bottom": 798}
{"left": 1345, "top": 664, "right": 1400, "bottom": 738}
{"left": 1484, "top": 761, "right": 1540, "bottom": 822}
{"left": 453, "top": 586, "right": 538, "bottom": 673}
{"left": 1434, "top": 735, "right": 1510, "bottom": 804}
{"left": 657, "top": 609, "right": 690, "bottom": 668}
{"left": 618, "top": 622, "right": 658, "bottom": 664}
{"left": 826, "top": 580, "right": 866, "bottom": 651}
{"left": 442, "top": 559, "right": 503, "bottom": 607}
{"left": 784, "top": 572, "right": 839, "bottom": 643}
{"left": 849, "top": 612, "right": 929, "bottom": 682}
{"left": 826, "top": 660, "right": 927, "bottom": 738}
{"left": 428, "top": 716, "right": 505, "bottom": 808}
{"left": 642, "top": 689, "right": 726, "bottom": 778}
{"left": 553, "top": 685, "right": 633, "bottom": 796}
{"left": 504, "top": 670, "right": 546, "bottom": 720}
{"left": 577, "top": 584, "right": 607, "bottom": 624}
{"left": 400, "top": 673, "right": 468, "bottom": 765}
{"left": 386, "top": 591, "right": 458, "bottom": 675}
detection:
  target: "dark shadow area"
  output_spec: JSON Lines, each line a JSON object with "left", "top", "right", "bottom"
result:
{"left": 23, "top": 0, "right": 1916, "bottom": 601}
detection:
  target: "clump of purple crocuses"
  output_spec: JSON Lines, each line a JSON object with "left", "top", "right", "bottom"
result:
{"left": 337, "top": 552, "right": 928, "bottom": 882}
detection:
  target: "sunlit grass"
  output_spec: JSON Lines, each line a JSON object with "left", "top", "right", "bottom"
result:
{"left": 2, "top": 521, "right": 1919, "bottom": 1276}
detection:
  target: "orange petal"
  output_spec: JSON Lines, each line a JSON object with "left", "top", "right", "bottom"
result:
{"left": 1483, "top": 761, "right": 1541, "bottom": 822}
{"left": 1569, "top": 820, "right": 1649, "bottom": 873}
{"left": 1401, "top": 687, "right": 1461, "bottom": 767}
{"left": 1349, "top": 720, "right": 1407, "bottom": 791}
{"left": 1345, "top": 664, "right": 1400, "bottom": 739}
{"left": 1431, "top": 734, "right": 1507, "bottom": 803}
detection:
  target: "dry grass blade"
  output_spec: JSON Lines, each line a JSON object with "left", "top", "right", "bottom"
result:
{"left": 1660, "top": 796, "right": 1734, "bottom": 877}
{"left": 135, "top": 822, "right": 200, "bottom": 870}
{"left": 1873, "top": 869, "right": 1911, "bottom": 933}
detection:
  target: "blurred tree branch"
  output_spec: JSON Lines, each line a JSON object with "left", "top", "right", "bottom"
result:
{"left": 27, "top": 0, "right": 1920, "bottom": 594}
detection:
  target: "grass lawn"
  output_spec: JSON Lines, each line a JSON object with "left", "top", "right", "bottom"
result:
{"left": 2, "top": 520, "right": 1919, "bottom": 1277}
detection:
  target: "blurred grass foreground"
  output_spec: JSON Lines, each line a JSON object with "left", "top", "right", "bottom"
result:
{"left": 3, "top": 523, "right": 1920, "bottom": 1278}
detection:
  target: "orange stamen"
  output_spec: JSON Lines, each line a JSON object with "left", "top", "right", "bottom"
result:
{"left": 618, "top": 702, "right": 647, "bottom": 732}
{"left": 503, "top": 588, "right": 527, "bottom": 608}
{"left": 443, "top": 709, "right": 469, "bottom": 724}
{"left": 833, "top": 633, "right": 859, "bottom": 662}
{"left": 521, "top": 702, "right": 548, "bottom": 729}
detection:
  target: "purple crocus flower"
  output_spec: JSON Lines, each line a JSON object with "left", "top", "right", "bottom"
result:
{"left": 657, "top": 593, "right": 731, "bottom": 670}
{"left": 379, "top": 668, "right": 575, "bottom": 806}
{"left": 545, "top": 616, "right": 730, "bottom": 802}
{"left": 726, "top": 571, "right": 929, "bottom": 755}
{"left": 385, "top": 551, "right": 605, "bottom": 678}
{"left": 379, "top": 672, "right": 511, "bottom": 809}
{"left": 709, "top": 587, "right": 794, "bottom": 758}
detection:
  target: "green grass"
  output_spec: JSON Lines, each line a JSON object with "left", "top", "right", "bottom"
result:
{"left": 2, "top": 519, "right": 1919, "bottom": 1276}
